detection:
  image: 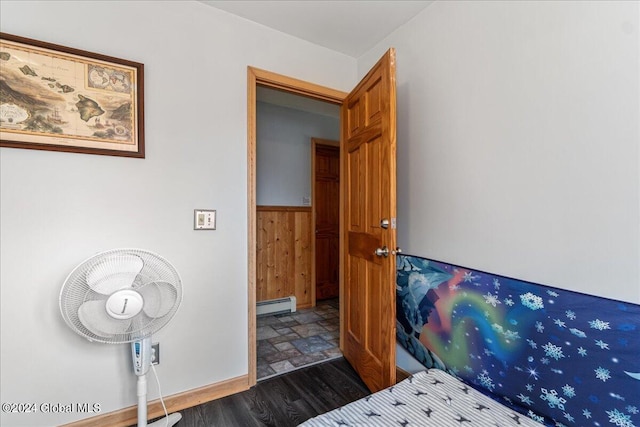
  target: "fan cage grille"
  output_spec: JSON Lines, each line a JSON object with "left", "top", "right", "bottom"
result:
{"left": 60, "top": 249, "right": 182, "bottom": 344}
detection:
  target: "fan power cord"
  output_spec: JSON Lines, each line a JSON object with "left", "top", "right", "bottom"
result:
{"left": 150, "top": 363, "right": 170, "bottom": 427}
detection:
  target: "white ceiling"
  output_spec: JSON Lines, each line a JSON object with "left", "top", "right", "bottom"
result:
{"left": 199, "top": 0, "right": 433, "bottom": 58}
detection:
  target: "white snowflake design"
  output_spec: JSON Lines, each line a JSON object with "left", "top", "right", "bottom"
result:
{"left": 553, "top": 318, "right": 566, "bottom": 328}
{"left": 541, "top": 357, "right": 550, "bottom": 365}
{"left": 547, "top": 290, "right": 559, "bottom": 297}
{"left": 517, "top": 393, "right": 534, "bottom": 406}
{"left": 540, "top": 388, "right": 567, "bottom": 410}
{"left": 542, "top": 342, "right": 565, "bottom": 360}
{"left": 463, "top": 271, "right": 479, "bottom": 282}
{"left": 493, "top": 278, "right": 501, "bottom": 289}
{"left": 483, "top": 292, "right": 501, "bottom": 307}
{"left": 520, "top": 292, "right": 544, "bottom": 310}
{"left": 477, "top": 370, "right": 496, "bottom": 391}
{"left": 583, "top": 409, "right": 592, "bottom": 419}
{"left": 606, "top": 408, "right": 635, "bottom": 427}
{"left": 527, "top": 366, "right": 540, "bottom": 380}
{"left": 565, "top": 310, "right": 576, "bottom": 320}
{"left": 526, "top": 384, "right": 534, "bottom": 392}
{"left": 504, "top": 298, "right": 515, "bottom": 306}
{"left": 589, "top": 318, "right": 611, "bottom": 331}
{"left": 627, "top": 406, "right": 639, "bottom": 415}
{"left": 577, "top": 347, "right": 587, "bottom": 356}
{"left": 564, "top": 412, "right": 575, "bottom": 423}
{"left": 595, "top": 339, "right": 610, "bottom": 350}
{"left": 528, "top": 410, "right": 545, "bottom": 423}
{"left": 535, "top": 321, "right": 545, "bottom": 333}
{"left": 562, "top": 384, "right": 576, "bottom": 398}
{"left": 569, "top": 328, "right": 587, "bottom": 338}
{"left": 595, "top": 366, "right": 611, "bottom": 382}
{"left": 527, "top": 339, "right": 538, "bottom": 349}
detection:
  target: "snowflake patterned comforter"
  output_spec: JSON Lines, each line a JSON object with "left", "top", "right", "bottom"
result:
{"left": 300, "top": 368, "right": 543, "bottom": 426}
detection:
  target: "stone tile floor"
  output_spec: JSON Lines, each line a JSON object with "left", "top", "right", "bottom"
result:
{"left": 257, "top": 298, "right": 341, "bottom": 380}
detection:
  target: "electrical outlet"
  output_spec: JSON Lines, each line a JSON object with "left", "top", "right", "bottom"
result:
{"left": 151, "top": 342, "right": 160, "bottom": 365}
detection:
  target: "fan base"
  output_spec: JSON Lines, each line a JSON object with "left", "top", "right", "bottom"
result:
{"left": 145, "top": 412, "right": 182, "bottom": 427}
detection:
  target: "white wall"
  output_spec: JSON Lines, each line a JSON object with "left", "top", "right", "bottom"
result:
{"left": 256, "top": 101, "right": 339, "bottom": 206}
{"left": 3, "top": 1, "right": 639, "bottom": 423}
{"left": 0, "top": 1, "right": 355, "bottom": 425}
{"left": 359, "top": 1, "right": 640, "bottom": 303}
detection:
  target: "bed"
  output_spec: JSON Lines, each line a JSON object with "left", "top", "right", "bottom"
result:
{"left": 301, "top": 367, "right": 543, "bottom": 426}
{"left": 304, "top": 254, "right": 640, "bottom": 427}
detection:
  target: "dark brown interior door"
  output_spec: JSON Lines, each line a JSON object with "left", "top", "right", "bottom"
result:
{"left": 314, "top": 140, "right": 340, "bottom": 300}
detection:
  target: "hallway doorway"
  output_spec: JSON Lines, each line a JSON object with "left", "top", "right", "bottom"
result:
{"left": 252, "top": 78, "right": 343, "bottom": 382}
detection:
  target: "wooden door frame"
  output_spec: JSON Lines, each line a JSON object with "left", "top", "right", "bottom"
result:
{"left": 247, "top": 67, "right": 347, "bottom": 386}
{"left": 311, "top": 138, "right": 341, "bottom": 304}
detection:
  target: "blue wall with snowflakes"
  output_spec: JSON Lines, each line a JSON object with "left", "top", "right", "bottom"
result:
{"left": 396, "top": 254, "right": 640, "bottom": 427}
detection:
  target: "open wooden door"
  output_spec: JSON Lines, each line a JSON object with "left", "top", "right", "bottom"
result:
{"left": 341, "top": 49, "right": 397, "bottom": 392}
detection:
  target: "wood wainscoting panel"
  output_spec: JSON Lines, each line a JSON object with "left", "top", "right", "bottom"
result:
{"left": 257, "top": 206, "right": 312, "bottom": 308}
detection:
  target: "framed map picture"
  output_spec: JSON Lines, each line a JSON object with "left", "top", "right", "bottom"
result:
{"left": 0, "top": 33, "right": 144, "bottom": 157}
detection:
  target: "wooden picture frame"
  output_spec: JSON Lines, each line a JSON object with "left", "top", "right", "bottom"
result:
{"left": 0, "top": 32, "right": 144, "bottom": 158}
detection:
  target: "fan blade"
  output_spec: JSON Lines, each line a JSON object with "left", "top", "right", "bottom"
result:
{"left": 86, "top": 254, "right": 144, "bottom": 295}
{"left": 139, "top": 281, "right": 178, "bottom": 318}
{"left": 78, "top": 300, "right": 132, "bottom": 337}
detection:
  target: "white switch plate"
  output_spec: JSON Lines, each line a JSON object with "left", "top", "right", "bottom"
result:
{"left": 194, "top": 209, "right": 216, "bottom": 230}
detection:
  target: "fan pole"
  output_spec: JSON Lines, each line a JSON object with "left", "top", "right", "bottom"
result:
{"left": 133, "top": 337, "right": 182, "bottom": 427}
{"left": 137, "top": 374, "right": 148, "bottom": 427}
{"left": 133, "top": 337, "right": 152, "bottom": 427}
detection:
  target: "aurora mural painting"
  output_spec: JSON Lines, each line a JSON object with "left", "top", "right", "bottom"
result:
{"left": 396, "top": 255, "right": 640, "bottom": 427}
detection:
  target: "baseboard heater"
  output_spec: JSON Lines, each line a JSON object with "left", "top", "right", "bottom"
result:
{"left": 256, "top": 296, "right": 297, "bottom": 316}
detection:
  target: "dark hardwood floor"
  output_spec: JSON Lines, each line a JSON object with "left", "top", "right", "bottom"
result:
{"left": 172, "top": 357, "right": 370, "bottom": 427}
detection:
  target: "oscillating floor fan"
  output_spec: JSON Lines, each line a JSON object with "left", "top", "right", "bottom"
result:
{"left": 60, "top": 248, "right": 183, "bottom": 427}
